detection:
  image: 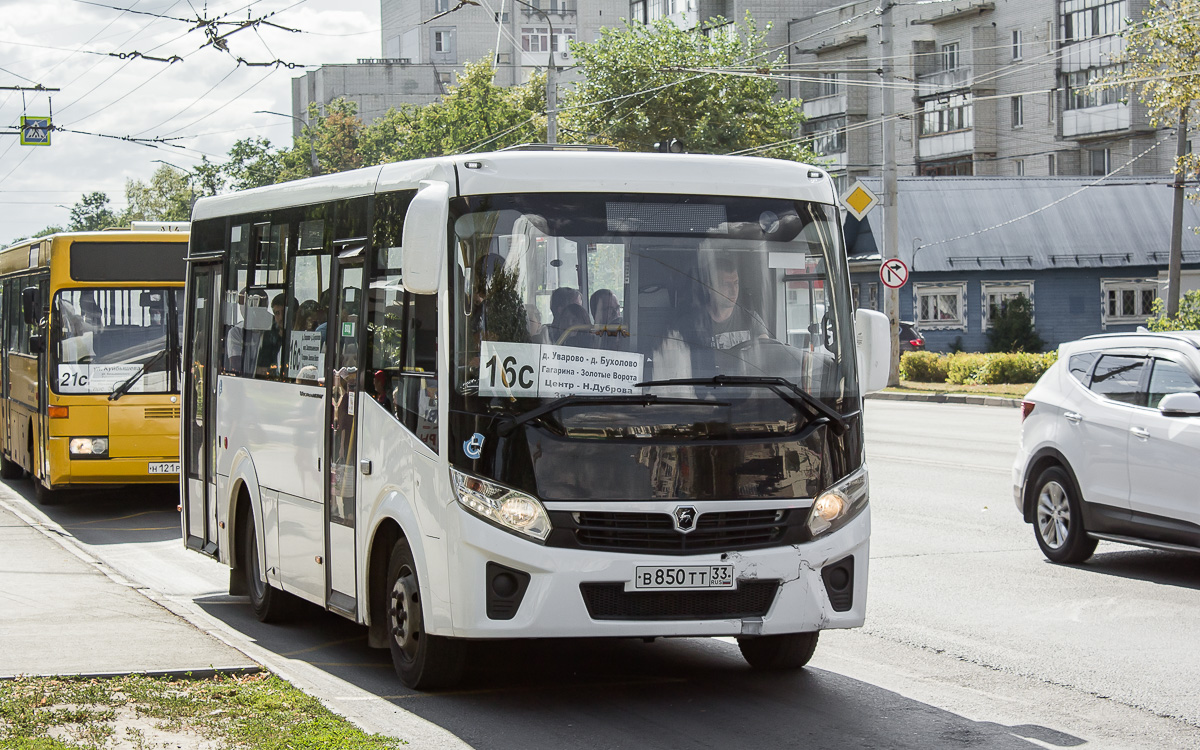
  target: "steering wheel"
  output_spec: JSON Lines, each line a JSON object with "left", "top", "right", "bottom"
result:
{"left": 729, "top": 336, "right": 783, "bottom": 353}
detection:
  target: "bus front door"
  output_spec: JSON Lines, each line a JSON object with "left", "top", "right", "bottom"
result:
{"left": 183, "top": 262, "right": 221, "bottom": 556}
{"left": 325, "top": 255, "right": 362, "bottom": 617}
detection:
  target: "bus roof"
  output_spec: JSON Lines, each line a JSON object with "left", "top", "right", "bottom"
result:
{"left": 191, "top": 151, "right": 838, "bottom": 222}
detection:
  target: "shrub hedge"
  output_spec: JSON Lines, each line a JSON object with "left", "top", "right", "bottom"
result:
{"left": 898, "top": 350, "right": 1058, "bottom": 385}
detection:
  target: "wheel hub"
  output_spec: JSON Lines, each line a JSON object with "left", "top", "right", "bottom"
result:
{"left": 1036, "top": 480, "right": 1070, "bottom": 549}
{"left": 389, "top": 569, "right": 421, "bottom": 661}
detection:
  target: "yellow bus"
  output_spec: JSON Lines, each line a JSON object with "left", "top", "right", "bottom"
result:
{"left": 0, "top": 223, "right": 189, "bottom": 503}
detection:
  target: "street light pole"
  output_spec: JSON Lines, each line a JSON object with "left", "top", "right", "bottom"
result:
{"left": 255, "top": 110, "right": 319, "bottom": 176}
{"left": 511, "top": 0, "right": 557, "bottom": 144}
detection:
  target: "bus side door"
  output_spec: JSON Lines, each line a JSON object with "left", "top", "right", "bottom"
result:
{"left": 183, "top": 261, "right": 222, "bottom": 555}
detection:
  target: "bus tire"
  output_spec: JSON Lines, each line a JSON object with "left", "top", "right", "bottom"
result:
{"left": 738, "top": 631, "right": 819, "bottom": 670}
{"left": 0, "top": 454, "right": 22, "bottom": 480}
{"left": 243, "top": 513, "right": 296, "bottom": 623}
{"left": 386, "top": 538, "right": 466, "bottom": 690}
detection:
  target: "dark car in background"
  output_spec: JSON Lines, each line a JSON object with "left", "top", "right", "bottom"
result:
{"left": 899, "top": 321, "right": 925, "bottom": 352}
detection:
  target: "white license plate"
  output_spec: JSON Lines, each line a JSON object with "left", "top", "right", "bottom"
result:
{"left": 148, "top": 462, "right": 179, "bottom": 475}
{"left": 629, "top": 565, "right": 736, "bottom": 591}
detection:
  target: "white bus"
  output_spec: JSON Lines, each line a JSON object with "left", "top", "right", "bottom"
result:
{"left": 181, "top": 148, "right": 890, "bottom": 689}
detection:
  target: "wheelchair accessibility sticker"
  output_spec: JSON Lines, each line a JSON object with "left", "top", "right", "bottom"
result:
{"left": 463, "top": 433, "right": 485, "bottom": 460}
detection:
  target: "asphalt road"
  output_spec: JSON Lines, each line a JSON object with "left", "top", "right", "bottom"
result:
{"left": 6, "top": 400, "right": 1199, "bottom": 749}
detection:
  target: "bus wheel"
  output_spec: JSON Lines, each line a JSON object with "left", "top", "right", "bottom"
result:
{"left": 243, "top": 515, "right": 295, "bottom": 623}
{"left": 386, "top": 538, "right": 466, "bottom": 690}
{"left": 738, "top": 631, "right": 819, "bottom": 670}
{"left": 0, "top": 455, "right": 22, "bottom": 480}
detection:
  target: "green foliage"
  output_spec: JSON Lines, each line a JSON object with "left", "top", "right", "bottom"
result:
{"left": 124, "top": 165, "right": 195, "bottom": 222}
{"left": 361, "top": 60, "right": 544, "bottom": 163}
{"left": 307, "top": 98, "right": 364, "bottom": 174}
{"left": 899, "top": 351, "right": 949, "bottom": 382}
{"left": 986, "top": 294, "right": 1044, "bottom": 352}
{"left": 946, "top": 352, "right": 991, "bottom": 384}
{"left": 901, "top": 351, "right": 1058, "bottom": 385}
{"left": 482, "top": 265, "right": 529, "bottom": 343}
{"left": 68, "top": 191, "right": 118, "bottom": 231}
{"left": 1146, "top": 289, "right": 1200, "bottom": 330}
{"left": 561, "top": 15, "right": 813, "bottom": 159}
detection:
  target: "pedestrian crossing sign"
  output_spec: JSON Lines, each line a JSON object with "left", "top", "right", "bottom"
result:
{"left": 20, "top": 116, "right": 51, "bottom": 146}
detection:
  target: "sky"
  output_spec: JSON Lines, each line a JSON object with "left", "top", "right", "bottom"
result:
{"left": 0, "top": 0, "right": 380, "bottom": 246}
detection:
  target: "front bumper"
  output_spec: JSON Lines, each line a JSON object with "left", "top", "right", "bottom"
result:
{"left": 438, "top": 504, "right": 871, "bottom": 639}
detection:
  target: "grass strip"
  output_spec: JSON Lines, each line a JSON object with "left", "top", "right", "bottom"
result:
{"left": 0, "top": 671, "right": 405, "bottom": 749}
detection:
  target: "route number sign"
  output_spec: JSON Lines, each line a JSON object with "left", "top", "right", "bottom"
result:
{"left": 880, "top": 258, "right": 909, "bottom": 289}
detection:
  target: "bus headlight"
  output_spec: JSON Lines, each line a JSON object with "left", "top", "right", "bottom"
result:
{"left": 69, "top": 437, "right": 109, "bottom": 457}
{"left": 807, "top": 466, "right": 868, "bottom": 538}
{"left": 451, "top": 468, "right": 551, "bottom": 542}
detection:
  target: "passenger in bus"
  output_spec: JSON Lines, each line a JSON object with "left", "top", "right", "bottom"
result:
{"left": 256, "top": 293, "right": 290, "bottom": 378}
{"left": 590, "top": 288, "right": 626, "bottom": 350}
{"left": 553, "top": 303, "right": 595, "bottom": 348}
{"left": 546, "top": 287, "right": 587, "bottom": 344}
{"left": 225, "top": 288, "right": 269, "bottom": 376}
{"left": 686, "top": 255, "right": 768, "bottom": 350}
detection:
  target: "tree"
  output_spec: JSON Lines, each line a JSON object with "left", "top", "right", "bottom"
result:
{"left": 986, "top": 294, "right": 1044, "bottom": 353}
{"left": 306, "top": 98, "right": 364, "bottom": 174}
{"left": 1146, "top": 290, "right": 1200, "bottom": 330}
{"left": 361, "top": 60, "right": 544, "bottom": 164}
{"left": 124, "top": 165, "right": 195, "bottom": 222}
{"left": 68, "top": 192, "right": 118, "bottom": 231}
{"left": 223, "top": 137, "right": 294, "bottom": 190}
{"left": 561, "top": 16, "right": 813, "bottom": 159}
{"left": 1102, "top": 0, "right": 1200, "bottom": 314}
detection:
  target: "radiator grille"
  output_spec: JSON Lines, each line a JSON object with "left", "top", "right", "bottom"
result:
{"left": 144, "top": 407, "right": 181, "bottom": 419}
{"left": 580, "top": 579, "right": 780, "bottom": 621}
{"left": 569, "top": 509, "right": 792, "bottom": 553}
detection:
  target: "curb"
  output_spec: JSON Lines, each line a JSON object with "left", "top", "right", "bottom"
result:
{"left": 866, "top": 391, "right": 1022, "bottom": 408}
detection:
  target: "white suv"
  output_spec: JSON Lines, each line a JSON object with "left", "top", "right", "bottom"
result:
{"left": 1014, "top": 331, "right": 1200, "bottom": 563}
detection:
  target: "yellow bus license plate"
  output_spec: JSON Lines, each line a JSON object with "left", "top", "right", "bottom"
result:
{"left": 148, "top": 462, "right": 180, "bottom": 475}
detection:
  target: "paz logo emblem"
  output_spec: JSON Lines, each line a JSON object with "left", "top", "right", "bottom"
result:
{"left": 463, "top": 433, "right": 485, "bottom": 460}
{"left": 673, "top": 506, "right": 698, "bottom": 534}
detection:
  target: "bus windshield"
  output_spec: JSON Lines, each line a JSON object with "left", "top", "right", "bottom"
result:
{"left": 451, "top": 192, "right": 858, "bottom": 437}
{"left": 52, "top": 288, "right": 183, "bottom": 395}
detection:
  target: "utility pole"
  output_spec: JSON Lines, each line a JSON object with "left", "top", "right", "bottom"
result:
{"left": 512, "top": 0, "right": 557, "bottom": 144}
{"left": 880, "top": 0, "right": 901, "bottom": 385}
{"left": 1168, "top": 105, "right": 1189, "bottom": 317}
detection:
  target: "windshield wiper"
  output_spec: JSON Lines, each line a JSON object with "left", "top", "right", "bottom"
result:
{"left": 634, "top": 375, "right": 850, "bottom": 435}
{"left": 108, "top": 348, "right": 170, "bottom": 402}
{"left": 496, "top": 394, "right": 729, "bottom": 436}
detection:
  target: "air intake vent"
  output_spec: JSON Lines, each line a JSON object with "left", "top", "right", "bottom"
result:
{"left": 580, "top": 579, "right": 779, "bottom": 621}
{"left": 145, "top": 407, "right": 180, "bottom": 419}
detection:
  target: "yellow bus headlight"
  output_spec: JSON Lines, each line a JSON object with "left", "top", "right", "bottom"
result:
{"left": 69, "top": 437, "right": 109, "bottom": 457}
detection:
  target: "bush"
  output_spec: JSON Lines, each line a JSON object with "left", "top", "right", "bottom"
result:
{"left": 1146, "top": 290, "right": 1200, "bottom": 331}
{"left": 987, "top": 294, "right": 1044, "bottom": 352}
{"left": 974, "top": 352, "right": 1052, "bottom": 384}
{"left": 946, "top": 352, "right": 990, "bottom": 384}
{"left": 899, "top": 351, "right": 949, "bottom": 382}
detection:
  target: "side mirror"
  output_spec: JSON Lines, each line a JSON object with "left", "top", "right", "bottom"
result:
{"left": 401, "top": 180, "right": 450, "bottom": 295}
{"left": 1159, "top": 391, "right": 1200, "bottom": 416}
{"left": 22, "top": 286, "right": 41, "bottom": 326}
{"left": 855, "top": 308, "right": 890, "bottom": 394}
{"left": 29, "top": 334, "right": 44, "bottom": 355}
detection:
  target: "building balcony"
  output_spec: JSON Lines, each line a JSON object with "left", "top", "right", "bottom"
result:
{"left": 519, "top": 3, "right": 577, "bottom": 17}
{"left": 917, "top": 66, "right": 971, "bottom": 97}
{"left": 917, "top": 129, "right": 974, "bottom": 159}
{"left": 520, "top": 49, "right": 573, "bottom": 67}
{"left": 1063, "top": 103, "right": 1130, "bottom": 139}
{"left": 803, "top": 95, "right": 847, "bottom": 119}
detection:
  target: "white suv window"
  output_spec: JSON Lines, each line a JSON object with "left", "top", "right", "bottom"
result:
{"left": 1148, "top": 358, "right": 1199, "bottom": 409}
{"left": 1088, "top": 354, "right": 1145, "bottom": 406}
{"left": 1068, "top": 352, "right": 1099, "bottom": 384}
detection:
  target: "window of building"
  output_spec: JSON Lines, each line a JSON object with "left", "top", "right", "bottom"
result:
{"left": 941, "top": 42, "right": 959, "bottom": 71}
{"left": 1089, "top": 147, "right": 1111, "bottom": 175}
{"left": 630, "top": 0, "right": 647, "bottom": 22}
{"left": 437, "top": 71, "right": 453, "bottom": 86}
{"left": 1011, "top": 29, "right": 1023, "bottom": 60}
{"left": 818, "top": 72, "right": 841, "bottom": 98}
{"left": 981, "top": 281, "right": 1034, "bottom": 329}
{"left": 807, "top": 116, "right": 846, "bottom": 155}
{"left": 434, "top": 30, "right": 450, "bottom": 53}
{"left": 496, "top": 52, "right": 512, "bottom": 65}
{"left": 921, "top": 93, "right": 973, "bottom": 136}
{"left": 1101, "top": 278, "right": 1158, "bottom": 326}
{"left": 868, "top": 282, "right": 879, "bottom": 311}
{"left": 1011, "top": 96, "right": 1024, "bottom": 128}
{"left": 914, "top": 282, "right": 967, "bottom": 329}
{"left": 1048, "top": 153, "right": 1057, "bottom": 174}
{"left": 1015, "top": 159, "right": 1025, "bottom": 176}
{"left": 522, "top": 27, "right": 549, "bottom": 52}
{"left": 550, "top": 28, "right": 576, "bottom": 52}
{"left": 1062, "top": 0, "right": 1128, "bottom": 43}
{"left": 1048, "top": 90, "right": 1057, "bottom": 123}
{"left": 1064, "top": 65, "right": 1125, "bottom": 110}
{"left": 495, "top": 11, "right": 509, "bottom": 22}
{"left": 435, "top": 0, "right": 449, "bottom": 11}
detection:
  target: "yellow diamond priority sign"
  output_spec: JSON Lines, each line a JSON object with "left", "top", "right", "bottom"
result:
{"left": 840, "top": 180, "right": 878, "bottom": 221}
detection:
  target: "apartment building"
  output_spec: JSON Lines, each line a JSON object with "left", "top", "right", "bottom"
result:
{"left": 789, "top": 0, "right": 1175, "bottom": 184}
{"left": 292, "top": 0, "right": 626, "bottom": 131}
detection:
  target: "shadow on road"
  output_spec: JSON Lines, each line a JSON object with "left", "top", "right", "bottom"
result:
{"left": 195, "top": 595, "right": 1082, "bottom": 750}
{"left": 1, "top": 477, "right": 180, "bottom": 546}
{"left": 1070, "top": 547, "right": 1200, "bottom": 590}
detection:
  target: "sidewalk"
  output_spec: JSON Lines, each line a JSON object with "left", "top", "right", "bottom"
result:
{"left": 0, "top": 500, "right": 257, "bottom": 680}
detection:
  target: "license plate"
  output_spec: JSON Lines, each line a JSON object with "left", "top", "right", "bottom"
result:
{"left": 148, "top": 462, "right": 179, "bottom": 475}
{"left": 629, "top": 565, "right": 736, "bottom": 591}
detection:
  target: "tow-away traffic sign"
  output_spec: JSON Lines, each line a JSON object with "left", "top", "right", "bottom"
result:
{"left": 880, "top": 258, "right": 909, "bottom": 289}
